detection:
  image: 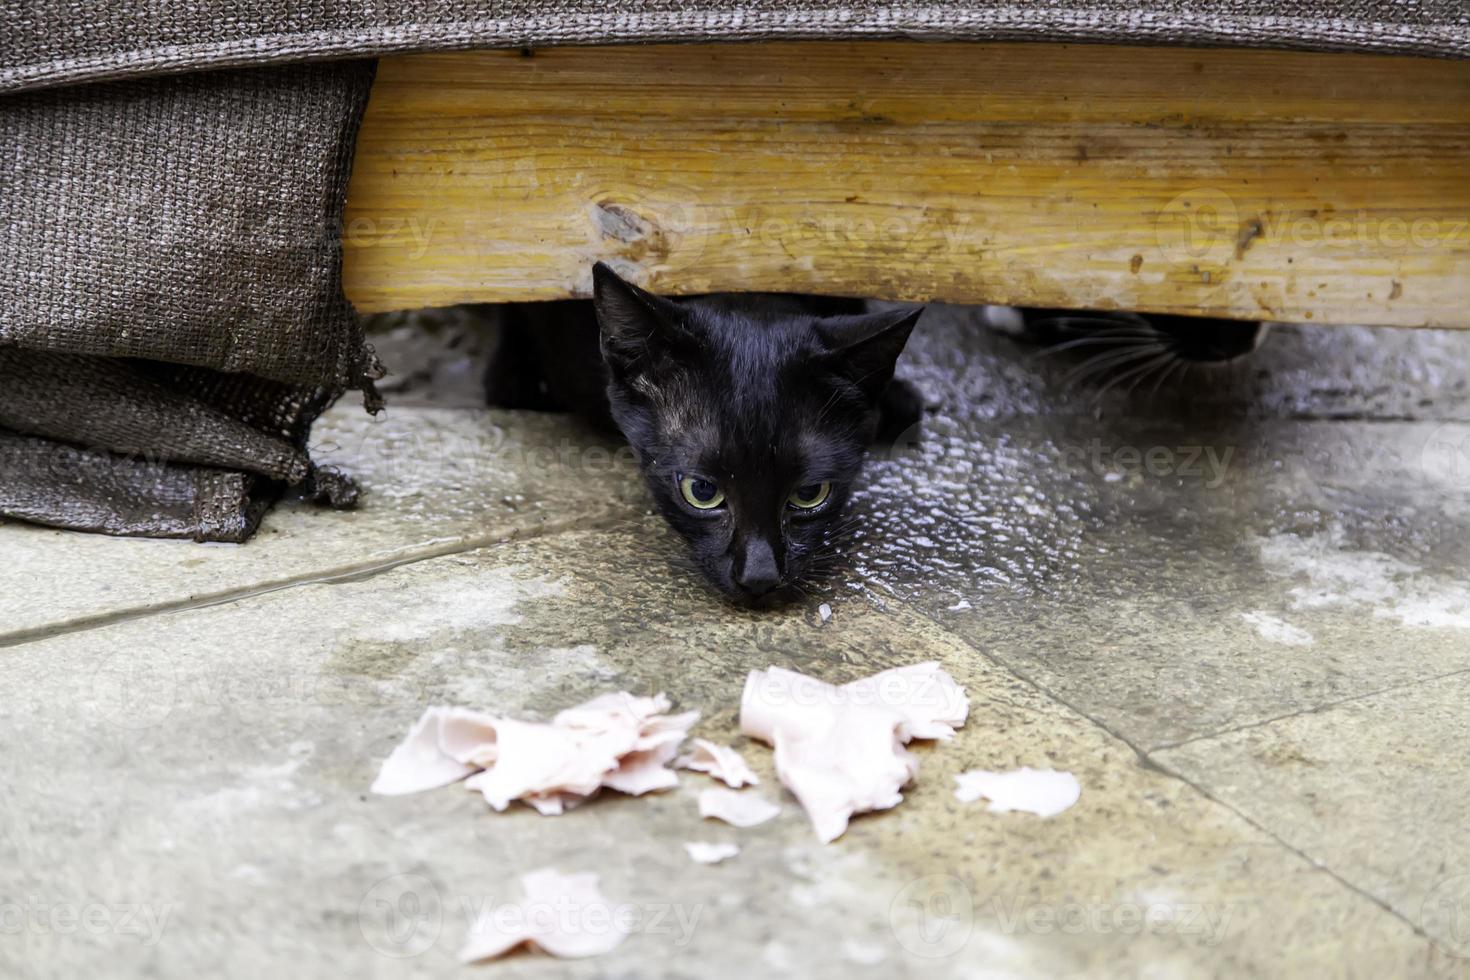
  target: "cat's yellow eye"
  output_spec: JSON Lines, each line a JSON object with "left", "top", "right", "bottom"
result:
{"left": 787, "top": 482, "right": 832, "bottom": 510}
{"left": 679, "top": 474, "right": 726, "bottom": 510}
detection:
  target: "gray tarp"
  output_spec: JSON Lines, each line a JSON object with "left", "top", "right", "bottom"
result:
{"left": 1, "top": 3, "right": 1465, "bottom": 540}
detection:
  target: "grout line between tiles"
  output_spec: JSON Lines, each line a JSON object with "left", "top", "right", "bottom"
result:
{"left": 1150, "top": 665, "right": 1470, "bottom": 754}
{"left": 904, "top": 602, "right": 1456, "bottom": 957}
{"left": 0, "top": 513, "right": 622, "bottom": 651}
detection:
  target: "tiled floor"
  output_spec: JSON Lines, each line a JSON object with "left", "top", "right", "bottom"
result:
{"left": 4, "top": 308, "right": 1469, "bottom": 977}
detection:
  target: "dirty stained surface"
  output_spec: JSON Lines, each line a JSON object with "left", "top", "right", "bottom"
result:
{"left": 3, "top": 306, "right": 1470, "bottom": 977}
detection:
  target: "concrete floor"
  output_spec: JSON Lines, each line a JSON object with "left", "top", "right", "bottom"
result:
{"left": 4, "top": 307, "right": 1470, "bottom": 978}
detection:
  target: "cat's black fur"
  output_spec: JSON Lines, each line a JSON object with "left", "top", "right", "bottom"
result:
{"left": 484, "top": 263, "right": 922, "bottom": 605}
{"left": 1016, "top": 308, "right": 1269, "bottom": 364}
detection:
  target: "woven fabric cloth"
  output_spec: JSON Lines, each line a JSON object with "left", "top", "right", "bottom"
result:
{"left": 0, "top": 430, "right": 276, "bottom": 542}
{"left": 0, "top": 347, "right": 361, "bottom": 541}
{"left": 0, "top": 61, "right": 376, "bottom": 541}
{"left": 0, "top": 62, "right": 374, "bottom": 388}
{"left": 1, "top": 0, "right": 1466, "bottom": 93}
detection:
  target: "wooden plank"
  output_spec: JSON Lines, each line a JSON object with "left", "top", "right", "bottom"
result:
{"left": 342, "top": 43, "right": 1470, "bottom": 327}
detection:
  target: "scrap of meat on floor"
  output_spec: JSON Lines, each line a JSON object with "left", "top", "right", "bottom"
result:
{"left": 697, "top": 786, "right": 782, "bottom": 827}
{"left": 739, "top": 661, "right": 970, "bottom": 842}
{"left": 676, "top": 738, "right": 759, "bottom": 788}
{"left": 371, "top": 692, "right": 698, "bottom": 814}
{"left": 953, "top": 766, "right": 1081, "bottom": 817}
{"left": 683, "top": 841, "right": 741, "bottom": 864}
{"left": 370, "top": 665, "right": 1084, "bottom": 965}
{"left": 459, "top": 868, "right": 628, "bottom": 963}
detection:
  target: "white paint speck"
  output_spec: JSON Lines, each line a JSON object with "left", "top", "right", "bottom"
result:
{"left": 842, "top": 939, "right": 888, "bottom": 966}
{"left": 1241, "top": 611, "right": 1315, "bottom": 647}
{"left": 788, "top": 882, "right": 822, "bottom": 909}
{"left": 762, "top": 941, "right": 795, "bottom": 971}
{"left": 1258, "top": 527, "right": 1470, "bottom": 630}
{"left": 683, "top": 841, "right": 740, "bottom": 865}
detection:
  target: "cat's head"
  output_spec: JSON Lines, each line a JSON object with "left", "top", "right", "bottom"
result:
{"left": 591, "top": 262, "right": 919, "bottom": 606}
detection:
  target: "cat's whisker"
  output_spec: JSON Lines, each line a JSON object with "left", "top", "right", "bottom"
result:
{"left": 1063, "top": 341, "right": 1163, "bottom": 374}
{"left": 1063, "top": 344, "right": 1165, "bottom": 388}
{"left": 1149, "top": 354, "right": 1189, "bottom": 397}
{"left": 1054, "top": 325, "right": 1157, "bottom": 339}
{"left": 1072, "top": 355, "right": 1160, "bottom": 394}
{"left": 1032, "top": 334, "right": 1162, "bottom": 359}
{"left": 1092, "top": 351, "right": 1176, "bottom": 401}
{"left": 811, "top": 386, "right": 846, "bottom": 427}
{"left": 1122, "top": 352, "right": 1180, "bottom": 399}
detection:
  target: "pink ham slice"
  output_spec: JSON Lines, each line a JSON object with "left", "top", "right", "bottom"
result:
{"left": 459, "top": 869, "right": 630, "bottom": 962}
{"left": 676, "top": 738, "right": 760, "bottom": 788}
{"left": 372, "top": 692, "right": 698, "bottom": 813}
{"left": 739, "top": 662, "right": 969, "bottom": 842}
{"left": 697, "top": 787, "right": 781, "bottom": 828}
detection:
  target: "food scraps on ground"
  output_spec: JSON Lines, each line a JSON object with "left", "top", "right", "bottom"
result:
{"left": 373, "top": 670, "right": 1082, "bottom": 966}
{"left": 676, "top": 738, "right": 760, "bottom": 788}
{"left": 459, "top": 869, "right": 629, "bottom": 962}
{"left": 372, "top": 692, "right": 698, "bottom": 814}
{"left": 953, "top": 767, "right": 1081, "bottom": 817}
{"left": 683, "top": 841, "right": 741, "bottom": 864}
{"left": 739, "top": 662, "right": 969, "bottom": 842}
{"left": 697, "top": 786, "right": 781, "bottom": 827}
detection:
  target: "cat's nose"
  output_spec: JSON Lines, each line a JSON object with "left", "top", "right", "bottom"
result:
{"left": 734, "top": 539, "right": 782, "bottom": 597}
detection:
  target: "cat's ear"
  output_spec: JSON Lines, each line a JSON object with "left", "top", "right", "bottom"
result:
{"left": 816, "top": 307, "right": 923, "bottom": 399}
{"left": 592, "top": 262, "right": 695, "bottom": 375}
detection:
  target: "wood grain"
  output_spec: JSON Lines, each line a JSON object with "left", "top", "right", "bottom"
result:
{"left": 342, "top": 43, "right": 1470, "bottom": 327}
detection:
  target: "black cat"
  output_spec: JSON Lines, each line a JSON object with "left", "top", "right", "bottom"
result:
{"left": 484, "top": 263, "right": 923, "bottom": 605}
{"left": 1005, "top": 307, "right": 1269, "bottom": 393}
